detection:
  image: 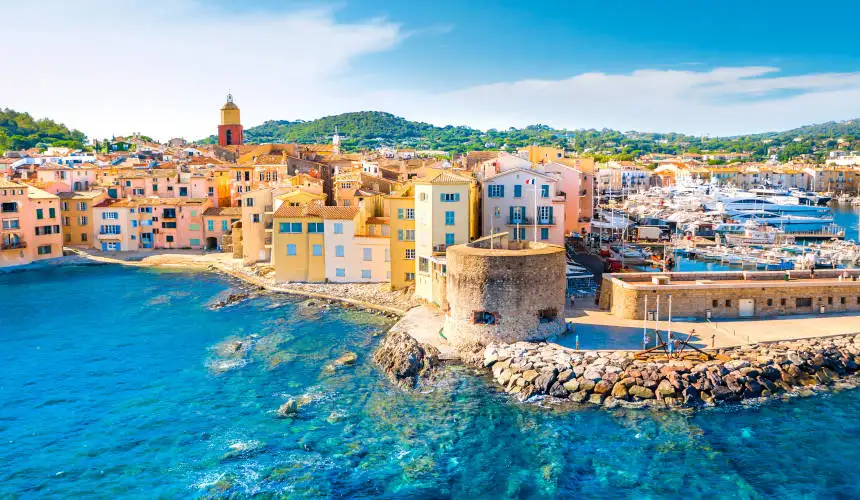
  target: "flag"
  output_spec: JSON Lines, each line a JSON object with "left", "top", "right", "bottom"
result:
{"left": 525, "top": 178, "right": 535, "bottom": 185}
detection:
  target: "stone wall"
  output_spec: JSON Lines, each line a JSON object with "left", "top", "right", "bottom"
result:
{"left": 599, "top": 271, "right": 860, "bottom": 320}
{"left": 483, "top": 333, "right": 860, "bottom": 407}
{"left": 443, "top": 240, "right": 566, "bottom": 348}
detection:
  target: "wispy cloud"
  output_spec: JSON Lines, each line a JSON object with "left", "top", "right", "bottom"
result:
{"left": 361, "top": 66, "right": 860, "bottom": 136}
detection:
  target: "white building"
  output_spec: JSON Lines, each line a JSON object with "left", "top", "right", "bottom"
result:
{"left": 482, "top": 168, "right": 566, "bottom": 245}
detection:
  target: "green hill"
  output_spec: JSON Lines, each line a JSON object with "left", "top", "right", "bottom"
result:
{"left": 0, "top": 108, "right": 87, "bottom": 152}
{"left": 206, "top": 111, "right": 860, "bottom": 161}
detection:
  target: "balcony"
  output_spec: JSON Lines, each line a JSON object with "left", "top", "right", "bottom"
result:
{"left": 264, "top": 234, "right": 273, "bottom": 247}
{"left": 264, "top": 205, "right": 274, "bottom": 215}
{"left": 98, "top": 232, "right": 121, "bottom": 239}
{"left": 506, "top": 217, "right": 555, "bottom": 226}
{"left": 1, "top": 240, "right": 26, "bottom": 251}
{"left": 432, "top": 244, "right": 448, "bottom": 255}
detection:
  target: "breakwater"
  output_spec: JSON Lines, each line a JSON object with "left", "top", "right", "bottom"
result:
{"left": 482, "top": 333, "right": 860, "bottom": 408}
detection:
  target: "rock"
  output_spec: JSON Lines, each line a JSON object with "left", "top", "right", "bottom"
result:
{"left": 611, "top": 382, "right": 629, "bottom": 400}
{"left": 744, "top": 379, "right": 763, "bottom": 398}
{"left": 724, "top": 359, "right": 750, "bottom": 371}
{"left": 603, "top": 396, "right": 619, "bottom": 409}
{"left": 569, "top": 390, "right": 589, "bottom": 403}
{"left": 583, "top": 369, "right": 603, "bottom": 381}
{"left": 655, "top": 379, "right": 676, "bottom": 398}
{"left": 556, "top": 370, "right": 574, "bottom": 383}
{"left": 593, "top": 380, "right": 613, "bottom": 395}
{"left": 372, "top": 331, "right": 440, "bottom": 389}
{"left": 522, "top": 370, "right": 540, "bottom": 384}
{"left": 335, "top": 352, "right": 358, "bottom": 366}
{"left": 534, "top": 370, "right": 558, "bottom": 394}
{"left": 628, "top": 385, "right": 655, "bottom": 400}
{"left": 588, "top": 393, "right": 605, "bottom": 405}
{"left": 579, "top": 380, "right": 596, "bottom": 393}
{"left": 562, "top": 379, "right": 580, "bottom": 393}
{"left": 498, "top": 368, "right": 513, "bottom": 385}
{"left": 277, "top": 399, "right": 298, "bottom": 417}
{"left": 549, "top": 381, "right": 570, "bottom": 398}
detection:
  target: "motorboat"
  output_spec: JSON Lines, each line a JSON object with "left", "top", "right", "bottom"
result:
{"left": 706, "top": 196, "right": 830, "bottom": 216}
{"left": 725, "top": 210, "right": 835, "bottom": 233}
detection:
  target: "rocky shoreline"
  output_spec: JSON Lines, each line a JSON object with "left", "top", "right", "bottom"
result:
{"left": 481, "top": 333, "right": 860, "bottom": 409}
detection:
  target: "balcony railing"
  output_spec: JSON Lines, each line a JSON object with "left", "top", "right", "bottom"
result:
{"left": 263, "top": 205, "right": 274, "bottom": 214}
{"left": 0, "top": 241, "right": 26, "bottom": 250}
{"left": 506, "top": 217, "right": 555, "bottom": 225}
{"left": 432, "top": 244, "right": 448, "bottom": 254}
{"left": 264, "top": 235, "right": 273, "bottom": 246}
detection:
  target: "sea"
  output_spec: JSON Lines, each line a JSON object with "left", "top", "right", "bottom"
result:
{"left": 2, "top": 264, "right": 860, "bottom": 498}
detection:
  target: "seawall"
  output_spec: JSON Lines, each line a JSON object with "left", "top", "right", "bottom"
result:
{"left": 482, "top": 333, "right": 860, "bottom": 408}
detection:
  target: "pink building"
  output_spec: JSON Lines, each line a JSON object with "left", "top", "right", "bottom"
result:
{"left": 1, "top": 180, "right": 64, "bottom": 267}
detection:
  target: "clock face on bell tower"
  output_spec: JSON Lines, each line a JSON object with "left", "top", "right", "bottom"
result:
{"left": 218, "top": 93, "right": 244, "bottom": 147}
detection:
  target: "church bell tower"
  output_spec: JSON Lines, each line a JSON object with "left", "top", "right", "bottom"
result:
{"left": 218, "top": 93, "right": 244, "bottom": 147}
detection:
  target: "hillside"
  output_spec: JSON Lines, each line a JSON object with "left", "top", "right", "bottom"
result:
{"left": 0, "top": 108, "right": 87, "bottom": 152}
{"left": 201, "top": 112, "right": 860, "bottom": 162}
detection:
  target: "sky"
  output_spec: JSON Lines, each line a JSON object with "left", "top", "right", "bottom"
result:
{"left": 3, "top": 0, "right": 860, "bottom": 140}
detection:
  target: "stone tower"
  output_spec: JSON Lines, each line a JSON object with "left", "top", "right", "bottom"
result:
{"left": 218, "top": 93, "right": 244, "bottom": 147}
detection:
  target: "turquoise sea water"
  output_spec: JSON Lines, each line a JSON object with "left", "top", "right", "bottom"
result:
{"left": 3, "top": 265, "right": 860, "bottom": 498}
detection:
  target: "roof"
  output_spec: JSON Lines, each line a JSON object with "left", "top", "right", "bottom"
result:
{"left": 57, "top": 191, "right": 106, "bottom": 200}
{"left": 0, "top": 179, "right": 25, "bottom": 189}
{"left": 482, "top": 166, "right": 558, "bottom": 183}
{"left": 416, "top": 171, "right": 472, "bottom": 185}
{"left": 203, "top": 207, "right": 242, "bottom": 217}
{"left": 273, "top": 204, "right": 359, "bottom": 220}
{"left": 26, "top": 186, "right": 59, "bottom": 200}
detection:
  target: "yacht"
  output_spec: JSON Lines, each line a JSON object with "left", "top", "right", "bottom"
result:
{"left": 726, "top": 210, "right": 835, "bottom": 232}
{"left": 705, "top": 196, "right": 830, "bottom": 216}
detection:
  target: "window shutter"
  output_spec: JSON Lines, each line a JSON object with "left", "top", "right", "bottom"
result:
{"left": 509, "top": 206, "right": 514, "bottom": 221}
{"left": 499, "top": 185, "right": 504, "bottom": 197}
{"left": 549, "top": 206, "right": 553, "bottom": 222}
{"left": 398, "top": 208, "right": 403, "bottom": 220}
{"left": 440, "top": 193, "right": 445, "bottom": 202}
{"left": 398, "top": 229, "right": 403, "bottom": 241}
{"left": 455, "top": 193, "right": 460, "bottom": 202}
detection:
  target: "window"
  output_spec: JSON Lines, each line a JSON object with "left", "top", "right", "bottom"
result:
{"left": 541, "top": 185, "right": 550, "bottom": 198}
{"left": 419, "top": 257, "right": 430, "bottom": 273}
{"left": 335, "top": 245, "right": 345, "bottom": 257}
{"left": 781, "top": 298, "right": 786, "bottom": 306}
{"left": 473, "top": 311, "right": 497, "bottom": 325}
{"left": 221, "top": 220, "right": 229, "bottom": 231}
{"left": 280, "top": 222, "right": 302, "bottom": 233}
{"left": 445, "top": 211, "right": 455, "bottom": 226}
{"left": 81, "top": 233, "right": 87, "bottom": 242}
{"left": 287, "top": 244, "right": 297, "bottom": 256}
{"left": 487, "top": 185, "right": 504, "bottom": 198}
{"left": 538, "top": 308, "right": 557, "bottom": 323}
{"left": 334, "top": 223, "right": 343, "bottom": 234}
{"left": 36, "top": 209, "right": 44, "bottom": 220}
{"left": 64, "top": 234, "right": 71, "bottom": 243}
{"left": 405, "top": 249, "right": 415, "bottom": 260}
{"left": 162, "top": 222, "right": 177, "bottom": 229}
{"left": 245, "top": 197, "right": 255, "bottom": 207}
{"left": 131, "top": 220, "right": 138, "bottom": 228}
{"left": 312, "top": 244, "right": 323, "bottom": 256}
{"left": 307, "top": 222, "right": 324, "bottom": 233}
{"left": 79, "top": 216, "right": 88, "bottom": 226}
{"left": 207, "top": 220, "right": 215, "bottom": 231}
{"left": 796, "top": 297, "right": 813, "bottom": 307}
{"left": 363, "top": 248, "right": 372, "bottom": 261}
{"left": 62, "top": 202, "right": 69, "bottom": 211}
{"left": 397, "top": 208, "right": 404, "bottom": 220}
{"left": 1, "top": 218, "right": 19, "bottom": 230}
{"left": 514, "top": 185, "right": 522, "bottom": 198}
{"left": 99, "top": 225, "right": 121, "bottom": 235}
{"left": 63, "top": 216, "right": 71, "bottom": 226}
{"left": 251, "top": 214, "right": 260, "bottom": 223}
{"left": 767, "top": 298, "right": 773, "bottom": 307}
{"left": 1, "top": 202, "right": 18, "bottom": 213}
{"left": 513, "top": 227, "right": 526, "bottom": 241}
{"left": 405, "top": 272, "right": 415, "bottom": 281}
{"left": 827, "top": 297, "right": 833, "bottom": 305}
{"left": 37, "top": 245, "right": 52, "bottom": 255}
{"left": 48, "top": 208, "right": 55, "bottom": 218}
{"left": 841, "top": 297, "right": 847, "bottom": 305}
{"left": 725, "top": 299, "right": 732, "bottom": 307}
{"left": 336, "top": 268, "right": 346, "bottom": 277}
{"left": 441, "top": 193, "right": 461, "bottom": 202}
{"left": 190, "top": 210, "right": 197, "bottom": 217}
{"left": 538, "top": 206, "right": 552, "bottom": 223}
{"left": 405, "top": 209, "right": 415, "bottom": 220}
{"left": 190, "top": 238, "right": 200, "bottom": 246}
{"left": 445, "top": 233, "right": 455, "bottom": 246}
{"left": 385, "top": 248, "right": 390, "bottom": 262}
{"left": 361, "top": 269, "right": 372, "bottom": 279}
{"left": 165, "top": 235, "right": 174, "bottom": 243}
{"left": 540, "top": 227, "right": 549, "bottom": 240}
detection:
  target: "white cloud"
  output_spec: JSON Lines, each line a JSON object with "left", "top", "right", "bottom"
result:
{"left": 2, "top": 1, "right": 860, "bottom": 139}
{"left": 362, "top": 66, "right": 860, "bottom": 136}
{"left": 0, "top": 0, "right": 403, "bottom": 140}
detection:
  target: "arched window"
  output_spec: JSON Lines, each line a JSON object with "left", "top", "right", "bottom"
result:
{"left": 225, "top": 129, "right": 233, "bottom": 145}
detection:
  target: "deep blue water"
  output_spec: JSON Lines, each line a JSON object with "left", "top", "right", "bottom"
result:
{"left": 3, "top": 265, "right": 860, "bottom": 498}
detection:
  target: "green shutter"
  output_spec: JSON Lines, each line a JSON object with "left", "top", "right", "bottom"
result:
{"left": 398, "top": 229, "right": 403, "bottom": 241}
{"left": 398, "top": 208, "right": 403, "bottom": 220}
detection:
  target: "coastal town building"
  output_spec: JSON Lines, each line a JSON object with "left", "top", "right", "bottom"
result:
{"left": 217, "top": 94, "right": 244, "bottom": 148}
{"left": 59, "top": 191, "right": 107, "bottom": 247}
{"left": 387, "top": 184, "right": 416, "bottom": 290}
{"left": 202, "top": 207, "right": 241, "bottom": 251}
{"left": 0, "top": 181, "right": 63, "bottom": 267}
{"left": 481, "top": 167, "right": 566, "bottom": 246}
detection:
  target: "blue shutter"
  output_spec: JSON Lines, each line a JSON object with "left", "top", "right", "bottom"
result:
{"left": 499, "top": 185, "right": 504, "bottom": 198}
{"left": 455, "top": 193, "right": 460, "bottom": 202}
{"left": 548, "top": 206, "right": 553, "bottom": 223}
{"left": 509, "top": 206, "right": 514, "bottom": 222}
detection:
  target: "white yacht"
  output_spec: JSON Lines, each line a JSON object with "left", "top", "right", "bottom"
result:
{"left": 705, "top": 196, "right": 830, "bottom": 216}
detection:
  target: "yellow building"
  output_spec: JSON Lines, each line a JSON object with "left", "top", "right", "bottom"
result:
{"left": 58, "top": 191, "right": 107, "bottom": 247}
{"left": 271, "top": 205, "right": 326, "bottom": 283}
{"left": 520, "top": 146, "right": 565, "bottom": 164}
{"left": 387, "top": 185, "right": 416, "bottom": 290}
{"left": 276, "top": 190, "right": 326, "bottom": 208}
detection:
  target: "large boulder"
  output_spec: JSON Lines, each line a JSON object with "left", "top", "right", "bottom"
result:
{"left": 611, "top": 382, "right": 629, "bottom": 400}
{"left": 373, "top": 331, "right": 440, "bottom": 389}
{"left": 534, "top": 370, "right": 558, "bottom": 394}
{"left": 629, "top": 385, "right": 655, "bottom": 400}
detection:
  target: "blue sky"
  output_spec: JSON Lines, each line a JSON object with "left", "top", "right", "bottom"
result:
{"left": 3, "top": 0, "right": 860, "bottom": 139}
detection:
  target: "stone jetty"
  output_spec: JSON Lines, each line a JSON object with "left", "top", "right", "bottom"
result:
{"left": 482, "top": 333, "right": 860, "bottom": 408}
